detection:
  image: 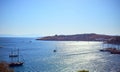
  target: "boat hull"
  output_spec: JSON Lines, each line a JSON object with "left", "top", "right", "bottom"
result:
{"left": 9, "top": 55, "right": 18, "bottom": 57}
{"left": 9, "top": 62, "right": 23, "bottom": 67}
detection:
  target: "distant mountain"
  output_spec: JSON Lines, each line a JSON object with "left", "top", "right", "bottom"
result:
{"left": 0, "top": 34, "right": 16, "bottom": 37}
{"left": 36, "top": 33, "right": 117, "bottom": 41}
{"left": 17, "top": 34, "right": 41, "bottom": 37}
{"left": 0, "top": 34, "right": 41, "bottom": 37}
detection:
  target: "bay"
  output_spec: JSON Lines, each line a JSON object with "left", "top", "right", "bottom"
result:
{"left": 0, "top": 37, "right": 120, "bottom": 72}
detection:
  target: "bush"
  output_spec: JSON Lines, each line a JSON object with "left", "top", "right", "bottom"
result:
{"left": 0, "top": 61, "right": 14, "bottom": 72}
{"left": 77, "top": 70, "right": 89, "bottom": 72}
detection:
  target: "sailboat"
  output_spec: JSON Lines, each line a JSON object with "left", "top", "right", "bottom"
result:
{"left": 9, "top": 49, "right": 24, "bottom": 67}
{"left": 9, "top": 48, "right": 18, "bottom": 57}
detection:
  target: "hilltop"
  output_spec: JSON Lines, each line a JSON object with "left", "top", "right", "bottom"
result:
{"left": 36, "top": 33, "right": 116, "bottom": 41}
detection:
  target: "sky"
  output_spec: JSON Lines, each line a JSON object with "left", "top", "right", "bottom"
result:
{"left": 0, "top": 0, "right": 120, "bottom": 36}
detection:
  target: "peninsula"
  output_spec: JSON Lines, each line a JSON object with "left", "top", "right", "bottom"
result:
{"left": 36, "top": 33, "right": 119, "bottom": 42}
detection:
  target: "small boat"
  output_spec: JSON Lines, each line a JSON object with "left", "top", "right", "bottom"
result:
{"left": 53, "top": 50, "right": 57, "bottom": 52}
{"left": 9, "top": 48, "right": 24, "bottom": 67}
{"left": 100, "top": 49, "right": 107, "bottom": 52}
{"left": 110, "top": 49, "right": 120, "bottom": 54}
{"left": 53, "top": 46, "right": 58, "bottom": 52}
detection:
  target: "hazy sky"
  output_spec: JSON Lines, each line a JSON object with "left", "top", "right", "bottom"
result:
{"left": 0, "top": 0, "right": 120, "bottom": 36}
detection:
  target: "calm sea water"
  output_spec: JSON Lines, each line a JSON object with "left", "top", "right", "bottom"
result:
{"left": 0, "top": 37, "right": 120, "bottom": 72}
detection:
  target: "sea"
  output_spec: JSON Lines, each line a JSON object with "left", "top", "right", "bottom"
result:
{"left": 0, "top": 37, "right": 120, "bottom": 72}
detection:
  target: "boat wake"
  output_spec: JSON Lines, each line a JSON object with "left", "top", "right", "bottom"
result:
{"left": 65, "top": 51, "right": 99, "bottom": 56}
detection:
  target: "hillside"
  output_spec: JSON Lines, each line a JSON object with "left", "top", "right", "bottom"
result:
{"left": 36, "top": 33, "right": 115, "bottom": 41}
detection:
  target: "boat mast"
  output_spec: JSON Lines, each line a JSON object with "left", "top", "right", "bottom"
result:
{"left": 10, "top": 50, "right": 13, "bottom": 62}
{"left": 17, "top": 48, "right": 19, "bottom": 62}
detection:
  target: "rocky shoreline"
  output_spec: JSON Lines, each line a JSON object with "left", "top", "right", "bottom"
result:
{"left": 100, "top": 48, "right": 120, "bottom": 54}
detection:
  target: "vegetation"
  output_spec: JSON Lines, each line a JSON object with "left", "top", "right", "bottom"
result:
{"left": 0, "top": 61, "right": 14, "bottom": 72}
{"left": 77, "top": 70, "right": 89, "bottom": 72}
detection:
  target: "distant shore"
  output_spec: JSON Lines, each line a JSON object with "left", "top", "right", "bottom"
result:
{"left": 36, "top": 33, "right": 120, "bottom": 43}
